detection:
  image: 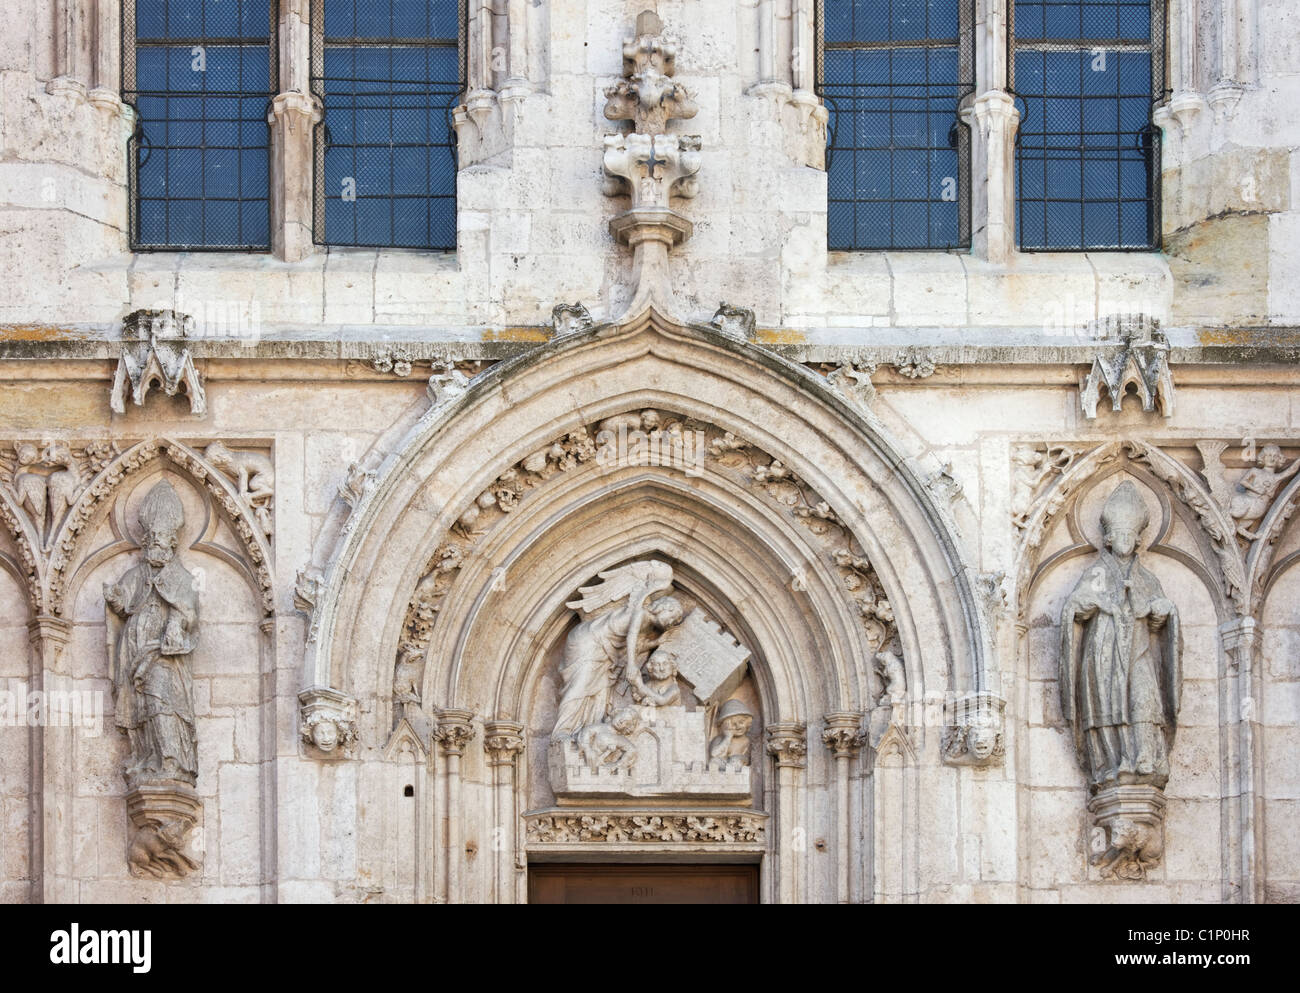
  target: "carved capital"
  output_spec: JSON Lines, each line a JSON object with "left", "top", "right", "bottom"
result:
{"left": 821, "top": 712, "right": 866, "bottom": 759}
{"left": 483, "top": 720, "right": 526, "bottom": 766}
{"left": 765, "top": 721, "right": 808, "bottom": 767}
{"left": 436, "top": 710, "right": 477, "bottom": 756}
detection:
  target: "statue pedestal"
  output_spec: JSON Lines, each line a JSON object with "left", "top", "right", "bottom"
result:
{"left": 125, "top": 783, "right": 203, "bottom": 880}
{"left": 1087, "top": 785, "right": 1166, "bottom": 881}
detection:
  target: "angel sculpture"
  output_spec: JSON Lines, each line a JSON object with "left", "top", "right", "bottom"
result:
{"left": 1059, "top": 482, "right": 1181, "bottom": 792}
{"left": 551, "top": 559, "right": 685, "bottom": 741}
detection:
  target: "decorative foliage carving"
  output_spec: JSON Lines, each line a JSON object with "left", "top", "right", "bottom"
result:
{"left": 603, "top": 11, "right": 697, "bottom": 135}
{"left": 525, "top": 812, "right": 765, "bottom": 845}
{"left": 1010, "top": 444, "right": 1079, "bottom": 530}
{"left": 894, "top": 347, "right": 936, "bottom": 379}
{"left": 765, "top": 722, "right": 808, "bottom": 767}
{"left": 371, "top": 346, "right": 413, "bottom": 377}
{"left": 823, "top": 362, "right": 878, "bottom": 411}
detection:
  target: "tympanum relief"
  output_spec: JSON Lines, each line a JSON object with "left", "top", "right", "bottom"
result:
{"left": 547, "top": 560, "right": 756, "bottom": 800}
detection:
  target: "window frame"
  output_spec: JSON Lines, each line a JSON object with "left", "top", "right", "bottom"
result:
{"left": 121, "top": 0, "right": 280, "bottom": 252}
{"left": 815, "top": 0, "right": 978, "bottom": 253}
{"left": 1008, "top": 0, "right": 1169, "bottom": 252}
{"left": 308, "top": 0, "right": 467, "bottom": 251}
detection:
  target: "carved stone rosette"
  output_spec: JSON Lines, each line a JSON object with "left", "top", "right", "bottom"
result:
{"left": 299, "top": 686, "right": 360, "bottom": 759}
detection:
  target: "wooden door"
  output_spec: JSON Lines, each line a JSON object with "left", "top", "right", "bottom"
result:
{"left": 528, "top": 863, "right": 760, "bottom": 904}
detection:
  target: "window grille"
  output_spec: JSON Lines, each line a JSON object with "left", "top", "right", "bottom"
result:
{"left": 311, "top": 0, "right": 464, "bottom": 250}
{"left": 123, "top": 0, "right": 278, "bottom": 250}
{"left": 1011, "top": 0, "right": 1166, "bottom": 250}
{"left": 818, "top": 0, "right": 976, "bottom": 250}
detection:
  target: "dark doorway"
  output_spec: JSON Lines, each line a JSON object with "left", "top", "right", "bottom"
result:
{"left": 528, "top": 863, "right": 760, "bottom": 904}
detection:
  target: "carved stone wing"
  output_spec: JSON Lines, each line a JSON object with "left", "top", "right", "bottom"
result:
{"left": 565, "top": 559, "right": 674, "bottom": 614}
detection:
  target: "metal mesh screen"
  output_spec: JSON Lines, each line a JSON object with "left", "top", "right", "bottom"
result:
{"left": 311, "top": 0, "right": 463, "bottom": 250}
{"left": 123, "top": 0, "right": 278, "bottom": 251}
{"left": 818, "top": 0, "right": 976, "bottom": 251}
{"left": 1011, "top": 0, "right": 1166, "bottom": 250}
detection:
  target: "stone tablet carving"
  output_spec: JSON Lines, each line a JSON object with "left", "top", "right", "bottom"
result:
{"left": 548, "top": 559, "right": 755, "bottom": 799}
{"left": 1060, "top": 481, "right": 1182, "bottom": 879}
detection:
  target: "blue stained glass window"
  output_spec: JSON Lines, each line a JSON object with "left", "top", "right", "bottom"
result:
{"left": 1012, "top": 1, "right": 1163, "bottom": 250}
{"left": 125, "top": 1, "right": 275, "bottom": 249}
{"left": 820, "top": 1, "right": 975, "bottom": 250}
{"left": 313, "top": 1, "right": 462, "bottom": 250}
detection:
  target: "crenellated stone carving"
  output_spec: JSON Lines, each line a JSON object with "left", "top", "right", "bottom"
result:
{"left": 526, "top": 811, "right": 766, "bottom": 845}
{"left": 299, "top": 686, "right": 359, "bottom": 758}
{"left": 1080, "top": 319, "right": 1174, "bottom": 419}
{"left": 111, "top": 310, "right": 206, "bottom": 416}
{"left": 205, "top": 442, "right": 274, "bottom": 537}
{"left": 1060, "top": 481, "right": 1182, "bottom": 880}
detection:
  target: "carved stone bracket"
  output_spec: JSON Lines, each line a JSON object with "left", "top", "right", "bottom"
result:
{"left": 126, "top": 785, "right": 202, "bottom": 880}
{"left": 299, "top": 686, "right": 360, "bottom": 759}
{"left": 1088, "top": 785, "right": 1167, "bottom": 880}
{"left": 1080, "top": 318, "right": 1174, "bottom": 419}
{"left": 941, "top": 691, "right": 1007, "bottom": 767}
{"left": 111, "top": 310, "right": 206, "bottom": 416}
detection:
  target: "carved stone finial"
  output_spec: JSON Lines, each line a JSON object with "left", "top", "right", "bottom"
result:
{"left": 1080, "top": 318, "right": 1174, "bottom": 419}
{"left": 709, "top": 303, "right": 756, "bottom": 340}
{"left": 338, "top": 461, "right": 376, "bottom": 508}
{"left": 822, "top": 713, "right": 866, "bottom": 758}
{"left": 436, "top": 710, "right": 477, "bottom": 756}
{"left": 111, "top": 309, "right": 206, "bottom": 415}
{"left": 551, "top": 302, "right": 593, "bottom": 336}
{"left": 765, "top": 722, "right": 808, "bottom": 768}
{"left": 293, "top": 566, "right": 324, "bottom": 615}
{"left": 299, "top": 686, "right": 359, "bottom": 758}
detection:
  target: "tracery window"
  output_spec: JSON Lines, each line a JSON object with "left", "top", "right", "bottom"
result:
{"left": 123, "top": 0, "right": 277, "bottom": 250}
{"left": 1011, "top": 0, "right": 1165, "bottom": 250}
{"left": 311, "top": 0, "right": 464, "bottom": 249}
{"left": 818, "top": 0, "right": 976, "bottom": 250}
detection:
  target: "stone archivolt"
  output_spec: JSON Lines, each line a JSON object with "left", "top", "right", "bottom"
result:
{"left": 393, "top": 408, "right": 901, "bottom": 713}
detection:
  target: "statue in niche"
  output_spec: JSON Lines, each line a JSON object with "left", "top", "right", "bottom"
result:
{"left": 104, "top": 480, "right": 201, "bottom": 789}
{"left": 551, "top": 559, "right": 684, "bottom": 741}
{"left": 708, "top": 699, "right": 753, "bottom": 770}
{"left": 1059, "top": 481, "right": 1182, "bottom": 792}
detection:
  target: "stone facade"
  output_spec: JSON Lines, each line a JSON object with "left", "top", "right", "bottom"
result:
{"left": 0, "top": 1, "right": 1298, "bottom": 904}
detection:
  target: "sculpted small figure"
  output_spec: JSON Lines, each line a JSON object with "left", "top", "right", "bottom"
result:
{"left": 630, "top": 647, "right": 681, "bottom": 707}
{"left": 1229, "top": 444, "right": 1299, "bottom": 538}
{"left": 577, "top": 707, "right": 641, "bottom": 771}
{"left": 708, "top": 699, "right": 754, "bottom": 770}
{"left": 206, "top": 442, "right": 274, "bottom": 534}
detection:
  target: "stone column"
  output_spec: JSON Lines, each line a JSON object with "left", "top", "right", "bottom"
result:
{"left": 766, "top": 721, "right": 807, "bottom": 905}
{"left": 1220, "top": 617, "right": 1263, "bottom": 903}
{"left": 436, "top": 710, "right": 476, "bottom": 904}
{"left": 822, "top": 712, "right": 867, "bottom": 904}
{"left": 267, "top": 90, "right": 321, "bottom": 262}
{"left": 483, "top": 721, "right": 524, "bottom": 905}
{"left": 967, "top": 91, "right": 1019, "bottom": 263}
{"left": 50, "top": 0, "right": 94, "bottom": 96}
{"left": 28, "top": 616, "right": 73, "bottom": 903}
